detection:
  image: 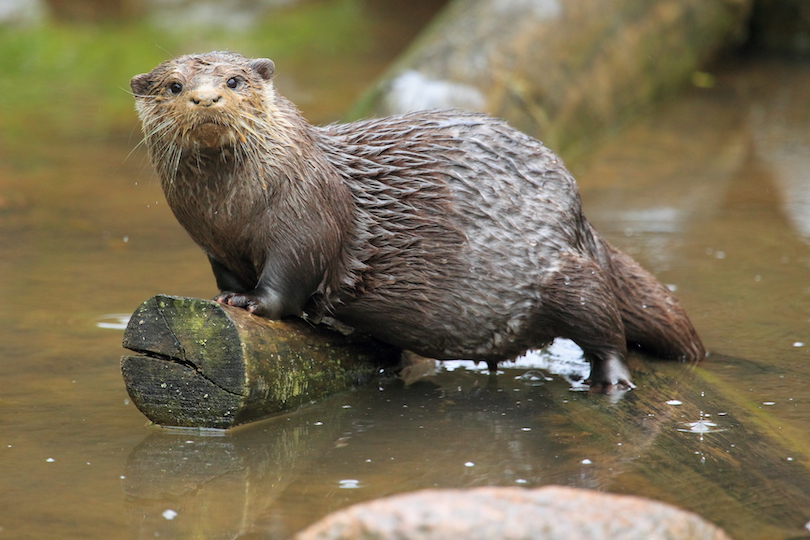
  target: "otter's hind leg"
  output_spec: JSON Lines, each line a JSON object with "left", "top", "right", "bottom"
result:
{"left": 542, "top": 252, "right": 632, "bottom": 393}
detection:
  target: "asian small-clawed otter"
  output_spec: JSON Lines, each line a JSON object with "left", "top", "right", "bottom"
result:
{"left": 130, "top": 51, "right": 706, "bottom": 393}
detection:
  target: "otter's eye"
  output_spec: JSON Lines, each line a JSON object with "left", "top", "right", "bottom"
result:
{"left": 168, "top": 82, "right": 183, "bottom": 95}
{"left": 226, "top": 77, "right": 239, "bottom": 89}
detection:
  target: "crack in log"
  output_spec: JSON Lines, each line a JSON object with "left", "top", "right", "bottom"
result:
{"left": 127, "top": 347, "right": 243, "bottom": 398}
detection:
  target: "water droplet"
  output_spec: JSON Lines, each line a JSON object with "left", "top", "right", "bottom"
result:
{"left": 519, "top": 370, "right": 546, "bottom": 386}
{"left": 665, "top": 400, "right": 683, "bottom": 406}
{"left": 46, "top": 458, "right": 54, "bottom": 463}
{"left": 581, "top": 459, "right": 592, "bottom": 465}
{"left": 464, "top": 462, "right": 475, "bottom": 467}
{"left": 162, "top": 509, "right": 178, "bottom": 520}
{"left": 763, "top": 401, "right": 776, "bottom": 406}
{"left": 794, "top": 342, "right": 804, "bottom": 347}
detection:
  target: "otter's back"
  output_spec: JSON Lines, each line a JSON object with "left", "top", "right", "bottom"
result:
{"left": 321, "top": 110, "right": 593, "bottom": 360}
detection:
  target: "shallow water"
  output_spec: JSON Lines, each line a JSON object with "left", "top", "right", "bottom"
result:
{"left": 1, "top": 4, "right": 810, "bottom": 538}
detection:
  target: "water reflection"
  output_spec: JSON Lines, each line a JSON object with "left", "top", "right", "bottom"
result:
{"left": 124, "top": 401, "right": 345, "bottom": 539}
{"left": 750, "top": 65, "right": 810, "bottom": 241}
{"left": 121, "top": 366, "right": 622, "bottom": 538}
{"left": 120, "top": 354, "right": 810, "bottom": 539}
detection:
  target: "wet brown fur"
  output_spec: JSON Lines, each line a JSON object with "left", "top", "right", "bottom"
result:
{"left": 131, "top": 51, "right": 706, "bottom": 391}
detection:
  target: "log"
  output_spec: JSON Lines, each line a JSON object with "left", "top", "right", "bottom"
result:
{"left": 121, "top": 295, "right": 398, "bottom": 429}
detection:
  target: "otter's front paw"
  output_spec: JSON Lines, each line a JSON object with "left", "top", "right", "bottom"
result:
{"left": 214, "top": 289, "right": 288, "bottom": 319}
{"left": 214, "top": 292, "right": 263, "bottom": 313}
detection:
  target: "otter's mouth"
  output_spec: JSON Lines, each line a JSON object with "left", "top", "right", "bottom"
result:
{"left": 185, "top": 121, "right": 235, "bottom": 149}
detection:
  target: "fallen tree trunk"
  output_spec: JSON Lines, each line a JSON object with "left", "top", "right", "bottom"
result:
{"left": 121, "top": 295, "right": 398, "bottom": 429}
{"left": 351, "top": 0, "right": 752, "bottom": 159}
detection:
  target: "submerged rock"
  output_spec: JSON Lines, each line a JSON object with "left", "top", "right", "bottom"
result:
{"left": 294, "top": 485, "right": 732, "bottom": 540}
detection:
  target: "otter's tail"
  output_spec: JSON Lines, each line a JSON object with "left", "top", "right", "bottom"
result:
{"left": 591, "top": 231, "right": 706, "bottom": 361}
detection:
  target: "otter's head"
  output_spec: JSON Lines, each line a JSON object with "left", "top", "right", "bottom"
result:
{"left": 130, "top": 51, "right": 276, "bottom": 151}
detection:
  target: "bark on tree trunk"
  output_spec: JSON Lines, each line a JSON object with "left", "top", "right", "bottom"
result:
{"left": 351, "top": 0, "right": 752, "bottom": 159}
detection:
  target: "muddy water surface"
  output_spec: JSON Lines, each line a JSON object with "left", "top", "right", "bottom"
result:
{"left": 1, "top": 6, "right": 809, "bottom": 539}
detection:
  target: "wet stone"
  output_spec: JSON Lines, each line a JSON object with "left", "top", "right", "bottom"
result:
{"left": 293, "top": 486, "right": 732, "bottom": 540}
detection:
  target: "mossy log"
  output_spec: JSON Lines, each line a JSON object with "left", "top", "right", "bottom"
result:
{"left": 121, "top": 295, "right": 398, "bottom": 429}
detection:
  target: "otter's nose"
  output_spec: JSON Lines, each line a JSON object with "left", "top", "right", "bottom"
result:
{"left": 189, "top": 86, "right": 222, "bottom": 107}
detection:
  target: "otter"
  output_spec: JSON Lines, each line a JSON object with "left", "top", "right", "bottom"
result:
{"left": 130, "top": 51, "right": 705, "bottom": 392}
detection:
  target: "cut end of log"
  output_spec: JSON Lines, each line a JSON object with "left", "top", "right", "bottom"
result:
{"left": 121, "top": 353, "right": 243, "bottom": 429}
{"left": 121, "top": 295, "right": 398, "bottom": 429}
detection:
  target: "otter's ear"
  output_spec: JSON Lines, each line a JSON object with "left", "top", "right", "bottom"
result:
{"left": 248, "top": 58, "right": 275, "bottom": 81}
{"left": 130, "top": 73, "right": 151, "bottom": 96}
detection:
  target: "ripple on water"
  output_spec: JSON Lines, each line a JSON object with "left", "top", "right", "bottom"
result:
{"left": 677, "top": 412, "right": 726, "bottom": 434}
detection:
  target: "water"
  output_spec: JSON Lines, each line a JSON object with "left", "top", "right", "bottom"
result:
{"left": 1, "top": 3, "right": 810, "bottom": 538}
